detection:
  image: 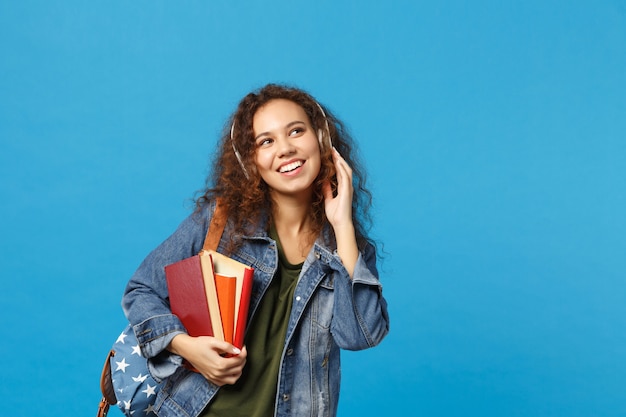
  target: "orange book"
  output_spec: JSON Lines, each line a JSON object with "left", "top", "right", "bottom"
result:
{"left": 199, "top": 252, "right": 224, "bottom": 341}
{"left": 215, "top": 273, "right": 236, "bottom": 344}
{"left": 203, "top": 249, "right": 254, "bottom": 349}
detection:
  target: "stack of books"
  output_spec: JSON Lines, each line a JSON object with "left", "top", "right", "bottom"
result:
{"left": 165, "top": 250, "right": 254, "bottom": 349}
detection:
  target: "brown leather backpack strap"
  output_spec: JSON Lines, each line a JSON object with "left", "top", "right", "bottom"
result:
{"left": 97, "top": 349, "right": 116, "bottom": 417}
{"left": 202, "top": 199, "right": 227, "bottom": 252}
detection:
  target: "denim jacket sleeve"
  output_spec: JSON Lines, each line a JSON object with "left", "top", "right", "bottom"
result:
{"left": 329, "top": 241, "right": 390, "bottom": 350}
{"left": 121, "top": 204, "right": 212, "bottom": 380}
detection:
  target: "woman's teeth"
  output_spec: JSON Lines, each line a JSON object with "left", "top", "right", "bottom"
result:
{"left": 279, "top": 161, "right": 303, "bottom": 173}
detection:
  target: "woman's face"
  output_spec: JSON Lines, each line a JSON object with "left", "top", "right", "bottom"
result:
{"left": 252, "top": 99, "right": 322, "bottom": 199}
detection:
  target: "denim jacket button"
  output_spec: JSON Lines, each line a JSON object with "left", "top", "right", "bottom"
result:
{"left": 286, "top": 348, "right": 294, "bottom": 356}
{"left": 282, "top": 393, "right": 290, "bottom": 402}
{"left": 315, "top": 251, "right": 321, "bottom": 259}
{"left": 295, "top": 296, "right": 301, "bottom": 301}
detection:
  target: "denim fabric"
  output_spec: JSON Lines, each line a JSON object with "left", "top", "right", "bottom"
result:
{"left": 122, "top": 201, "right": 390, "bottom": 417}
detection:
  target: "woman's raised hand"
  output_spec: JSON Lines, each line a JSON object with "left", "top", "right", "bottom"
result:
{"left": 323, "top": 147, "right": 354, "bottom": 229}
{"left": 323, "top": 148, "right": 359, "bottom": 277}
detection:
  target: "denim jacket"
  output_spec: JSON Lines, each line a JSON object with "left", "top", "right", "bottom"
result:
{"left": 122, "top": 201, "right": 389, "bottom": 417}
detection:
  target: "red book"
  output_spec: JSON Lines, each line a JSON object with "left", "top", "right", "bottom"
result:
{"left": 233, "top": 268, "right": 253, "bottom": 349}
{"left": 164, "top": 255, "right": 213, "bottom": 337}
{"left": 203, "top": 249, "right": 254, "bottom": 349}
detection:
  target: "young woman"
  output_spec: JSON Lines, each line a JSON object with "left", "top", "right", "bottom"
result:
{"left": 122, "top": 84, "right": 389, "bottom": 417}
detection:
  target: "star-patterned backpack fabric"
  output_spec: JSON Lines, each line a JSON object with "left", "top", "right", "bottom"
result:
{"left": 110, "top": 325, "right": 159, "bottom": 416}
{"left": 96, "top": 324, "right": 160, "bottom": 417}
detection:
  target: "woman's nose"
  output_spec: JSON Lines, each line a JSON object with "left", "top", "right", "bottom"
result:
{"left": 276, "top": 136, "right": 296, "bottom": 157}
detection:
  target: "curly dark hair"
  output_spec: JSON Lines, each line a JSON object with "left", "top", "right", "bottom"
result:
{"left": 195, "top": 83, "right": 373, "bottom": 253}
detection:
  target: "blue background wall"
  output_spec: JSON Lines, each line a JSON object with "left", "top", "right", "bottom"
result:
{"left": 1, "top": 1, "right": 625, "bottom": 416}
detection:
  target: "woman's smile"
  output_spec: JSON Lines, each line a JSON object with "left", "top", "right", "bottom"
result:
{"left": 278, "top": 159, "right": 305, "bottom": 174}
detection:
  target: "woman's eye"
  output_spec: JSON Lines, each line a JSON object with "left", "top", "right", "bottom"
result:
{"left": 257, "top": 138, "right": 273, "bottom": 147}
{"left": 290, "top": 127, "right": 305, "bottom": 136}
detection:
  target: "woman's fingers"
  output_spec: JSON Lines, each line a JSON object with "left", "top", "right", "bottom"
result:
{"left": 325, "top": 148, "right": 354, "bottom": 226}
{"left": 334, "top": 148, "right": 353, "bottom": 191}
{"left": 173, "top": 335, "right": 247, "bottom": 386}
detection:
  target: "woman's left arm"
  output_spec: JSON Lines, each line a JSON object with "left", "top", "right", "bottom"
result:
{"left": 331, "top": 242, "right": 390, "bottom": 350}
{"left": 323, "top": 147, "right": 359, "bottom": 277}
{"left": 324, "top": 148, "right": 389, "bottom": 349}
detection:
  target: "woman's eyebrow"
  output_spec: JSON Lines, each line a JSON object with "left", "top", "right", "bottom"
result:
{"left": 254, "top": 120, "right": 306, "bottom": 141}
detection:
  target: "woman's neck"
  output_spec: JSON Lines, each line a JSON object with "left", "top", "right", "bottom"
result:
{"left": 271, "top": 193, "right": 312, "bottom": 233}
{"left": 270, "top": 192, "right": 316, "bottom": 263}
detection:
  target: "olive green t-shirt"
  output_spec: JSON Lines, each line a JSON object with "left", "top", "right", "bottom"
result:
{"left": 202, "top": 225, "right": 301, "bottom": 417}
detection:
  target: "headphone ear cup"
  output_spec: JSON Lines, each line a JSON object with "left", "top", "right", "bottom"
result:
{"left": 317, "top": 129, "right": 324, "bottom": 146}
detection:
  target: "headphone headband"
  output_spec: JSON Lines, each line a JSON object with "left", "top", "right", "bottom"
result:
{"left": 230, "top": 121, "right": 250, "bottom": 179}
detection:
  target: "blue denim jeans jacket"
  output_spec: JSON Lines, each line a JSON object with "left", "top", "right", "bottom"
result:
{"left": 122, "top": 201, "right": 390, "bottom": 417}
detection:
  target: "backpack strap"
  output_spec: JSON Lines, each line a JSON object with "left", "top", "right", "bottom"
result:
{"left": 203, "top": 199, "right": 227, "bottom": 252}
{"left": 97, "top": 349, "right": 116, "bottom": 417}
